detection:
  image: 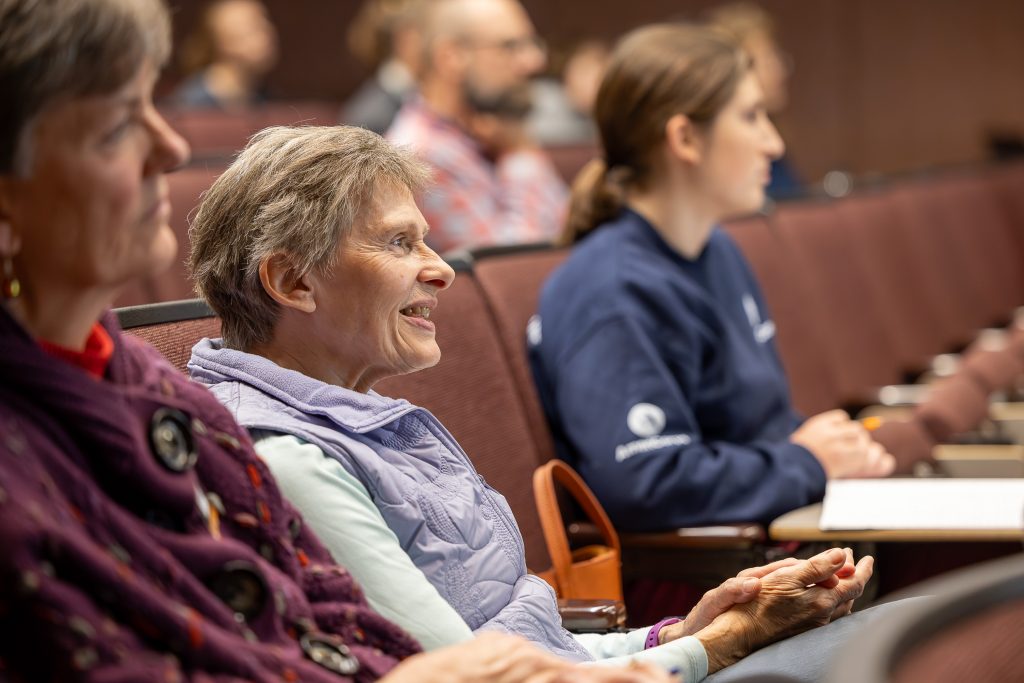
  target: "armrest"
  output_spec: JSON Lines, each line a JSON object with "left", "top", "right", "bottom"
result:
{"left": 557, "top": 599, "right": 627, "bottom": 633}
{"left": 844, "top": 385, "right": 931, "bottom": 414}
{"left": 989, "top": 402, "right": 1024, "bottom": 444}
{"left": 620, "top": 524, "right": 766, "bottom": 550}
{"left": 569, "top": 522, "right": 765, "bottom": 550}
{"left": 931, "top": 443, "right": 1024, "bottom": 478}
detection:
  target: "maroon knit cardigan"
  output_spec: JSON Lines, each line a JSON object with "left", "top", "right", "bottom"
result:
{"left": 0, "top": 308, "right": 421, "bottom": 681}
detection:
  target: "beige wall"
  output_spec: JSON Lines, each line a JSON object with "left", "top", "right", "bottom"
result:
{"left": 166, "top": 0, "right": 1024, "bottom": 179}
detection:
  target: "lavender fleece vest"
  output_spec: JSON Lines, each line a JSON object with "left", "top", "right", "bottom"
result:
{"left": 188, "top": 338, "right": 591, "bottom": 662}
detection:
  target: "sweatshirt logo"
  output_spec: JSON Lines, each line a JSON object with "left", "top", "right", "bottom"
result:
{"left": 626, "top": 403, "right": 666, "bottom": 438}
{"left": 616, "top": 403, "right": 692, "bottom": 462}
{"left": 742, "top": 294, "right": 776, "bottom": 344}
{"left": 526, "top": 315, "right": 542, "bottom": 347}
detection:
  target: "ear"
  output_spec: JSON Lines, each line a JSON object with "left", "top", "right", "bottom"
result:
{"left": 433, "top": 36, "right": 469, "bottom": 80}
{"left": 259, "top": 252, "right": 316, "bottom": 314}
{"left": 664, "top": 113, "right": 704, "bottom": 166}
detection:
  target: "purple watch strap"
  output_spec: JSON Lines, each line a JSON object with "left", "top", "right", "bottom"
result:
{"left": 645, "top": 617, "right": 682, "bottom": 649}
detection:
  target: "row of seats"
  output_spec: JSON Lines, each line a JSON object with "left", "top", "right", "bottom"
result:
{"left": 117, "top": 161, "right": 1024, "bottom": 607}
{"left": 739, "top": 165, "right": 1024, "bottom": 417}
{"left": 728, "top": 164, "right": 1024, "bottom": 470}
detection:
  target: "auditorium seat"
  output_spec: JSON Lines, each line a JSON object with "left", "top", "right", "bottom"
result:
{"left": 473, "top": 243, "right": 568, "bottom": 459}
{"left": 826, "top": 553, "right": 1024, "bottom": 683}
{"left": 889, "top": 182, "right": 993, "bottom": 346}
{"left": 917, "top": 174, "right": 1023, "bottom": 324}
{"left": 833, "top": 190, "right": 952, "bottom": 368}
{"left": 770, "top": 200, "right": 908, "bottom": 400}
{"left": 722, "top": 214, "right": 842, "bottom": 416}
{"left": 161, "top": 101, "right": 341, "bottom": 161}
{"left": 160, "top": 108, "right": 258, "bottom": 159}
{"left": 118, "top": 299, "right": 219, "bottom": 372}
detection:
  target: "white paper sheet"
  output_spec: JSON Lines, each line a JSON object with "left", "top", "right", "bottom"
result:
{"left": 819, "top": 479, "right": 1024, "bottom": 530}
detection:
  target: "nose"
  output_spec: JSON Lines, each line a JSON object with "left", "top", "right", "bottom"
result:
{"left": 764, "top": 117, "right": 785, "bottom": 160}
{"left": 144, "top": 107, "right": 191, "bottom": 175}
{"left": 419, "top": 246, "right": 456, "bottom": 291}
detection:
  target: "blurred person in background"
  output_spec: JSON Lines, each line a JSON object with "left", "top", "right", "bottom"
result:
{"left": 342, "top": 0, "right": 426, "bottom": 135}
{"left": 387, "top": 0, "right": 567, "bottom": 254}
{"left": 706, "top": 2, "right": 802, "bottom": 198}
{"left": 171, "top": 0, "right": 279, "bottom": 109}
{"left": 527, "top": 40, "right": 610, "bottom": 147}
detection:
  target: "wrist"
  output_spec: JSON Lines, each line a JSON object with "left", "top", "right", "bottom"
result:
{"left": 694, "top": 616, "right": 753, "bottom": 674}
{"left": 647, "top": 617, "right": 682, "bottom": 649}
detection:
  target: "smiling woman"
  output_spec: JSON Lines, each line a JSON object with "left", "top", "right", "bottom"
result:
{"left": 249, "top": 181, "right": 454, "bottom": 393}
{"left": 187, "top": 123, "right": 886, "bottom": 682}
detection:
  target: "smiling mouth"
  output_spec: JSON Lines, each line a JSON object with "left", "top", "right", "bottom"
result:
{"left": 400, "top": 306, "right": 432, "bottom": 319}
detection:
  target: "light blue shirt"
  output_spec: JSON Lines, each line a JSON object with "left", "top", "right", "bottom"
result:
{"left": 255, "top": 433, "right": 708, "bottom": 680}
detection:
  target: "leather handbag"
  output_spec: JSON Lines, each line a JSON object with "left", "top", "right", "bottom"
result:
{"left": 532, "top": 459, "right": 623, "bottom": 601}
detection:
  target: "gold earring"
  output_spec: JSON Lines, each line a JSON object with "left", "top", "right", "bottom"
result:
{"left": 2, "top": 255, "right": 20, "bottom": 299}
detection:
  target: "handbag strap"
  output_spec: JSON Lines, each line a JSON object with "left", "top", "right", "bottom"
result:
{"left": 532, "top": 459, "right": 621, "bottom": 596}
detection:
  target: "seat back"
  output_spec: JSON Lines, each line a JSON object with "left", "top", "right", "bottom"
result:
{"left": 771, "top": 199, "right": 907, "bottom": 397}
{"left": 161, "top": 102, "right": 340, "bottom": 161}
{"left": 925, "top": 174, "right": 1024, "bottom": 319}
{"left": 722, "top": 215, "right": 842, "bottom": 416}
{"left": 376, "top": 264, "right": 552, "bottom": 570}
{"left": 834, "top": 190, "right": 951, "bottom": 366}
{"left": 473, "top": 245, "right": 570, "bottom": 460}
{"left": 827, "top": 554, "right": 1024, "bottom": 683}
{"left": 118, "top": 299, "right": 220, "bottom": 372}
{"left": 989, "top": 162, "right": 1024, "bottom": 254}
{"left": 889, "top": 182, "right": 992, "bottom": 345}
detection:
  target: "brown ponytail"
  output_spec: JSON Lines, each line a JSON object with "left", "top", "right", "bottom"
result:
{"left": 559, "top": 159, "right": 630, "bottom": 245}
{"left": 562, "top": 23, "right": 750, "bottom": 243}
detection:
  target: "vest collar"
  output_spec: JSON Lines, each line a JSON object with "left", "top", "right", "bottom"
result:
{"left": 188, "top": 338, "right": 420, "bottom": 434}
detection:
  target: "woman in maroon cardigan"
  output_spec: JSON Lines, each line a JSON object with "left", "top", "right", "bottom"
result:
{"left": 0, "top": 0, "right": 671, "bottom": 681}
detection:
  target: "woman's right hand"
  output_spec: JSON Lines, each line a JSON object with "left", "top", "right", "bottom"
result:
{"left": 382, "top": 633, "right": 672, "bottom": 683}
{"left": 791, "top": 410, "right": 895, "bottom": 479}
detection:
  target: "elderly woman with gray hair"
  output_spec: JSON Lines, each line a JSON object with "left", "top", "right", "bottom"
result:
{"left": 187, "top": 124, "right": 883, "bottom": 682}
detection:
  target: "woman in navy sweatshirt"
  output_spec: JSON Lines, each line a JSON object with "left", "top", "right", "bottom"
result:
{"left": 529, "top": 24, "right": 894, "bottom": 536}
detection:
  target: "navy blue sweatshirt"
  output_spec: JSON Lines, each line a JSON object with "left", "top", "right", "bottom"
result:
{"left": 529, "top": 209, "right": 826, "bottom": 530}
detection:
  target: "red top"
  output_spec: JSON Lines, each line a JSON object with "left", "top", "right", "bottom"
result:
{"left": 37, "top": 322, "right": 114, "bottom": 379}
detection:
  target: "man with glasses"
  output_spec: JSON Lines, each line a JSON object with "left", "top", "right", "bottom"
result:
{"left": 386, "top": 0, "right": 567, "bottom": 254}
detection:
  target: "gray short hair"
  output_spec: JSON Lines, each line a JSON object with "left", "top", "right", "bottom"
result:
{"left": 189, "top": 125, "right": 430, "bottom": 351}
{"left": 0, "top": 0, "right": 171, "bottom": 175}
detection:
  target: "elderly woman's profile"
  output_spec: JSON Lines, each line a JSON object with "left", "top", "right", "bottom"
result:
{"left": 187, "top": 123, "right": 892, "bottom": 681}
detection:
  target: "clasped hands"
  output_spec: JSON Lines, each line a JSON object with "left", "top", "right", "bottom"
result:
{"left": 387, "top": 548, "right": 870, "bottom": 683}
{"left": 658, "top": 547, "right": 873, "bottom": 673}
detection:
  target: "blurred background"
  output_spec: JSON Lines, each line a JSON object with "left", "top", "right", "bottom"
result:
{"left": 160, "top": 0, "right": 1024, "bottom": 180}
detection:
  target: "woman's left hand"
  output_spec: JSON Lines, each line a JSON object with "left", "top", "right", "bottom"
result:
{"left": 658, "top": 575, "right": 762, "bottom": 644}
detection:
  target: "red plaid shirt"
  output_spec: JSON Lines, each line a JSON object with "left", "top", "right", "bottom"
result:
{"left": 387, "top": 99, "right": 568, "bottom": 254}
